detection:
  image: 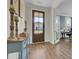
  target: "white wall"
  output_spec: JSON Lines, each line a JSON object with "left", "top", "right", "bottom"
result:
{"left": 18, "top": 0, "right": 26, "bottom": 34}
{"left": 49, "top": 8, "right": 55, "bottom": 44}
{"left": 25, "top": 3, "right": 52, "bottom": 43}
{"left": 7, "top": 0, "right": 10, "bottom": 38}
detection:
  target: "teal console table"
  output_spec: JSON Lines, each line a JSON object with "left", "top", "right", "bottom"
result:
{"left": 7, "top": 37, "right": 29, "bottom": 59}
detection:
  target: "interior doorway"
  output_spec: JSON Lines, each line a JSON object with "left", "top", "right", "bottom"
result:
{"left": 32, "top": 10, "right": 45, "bottom": 43}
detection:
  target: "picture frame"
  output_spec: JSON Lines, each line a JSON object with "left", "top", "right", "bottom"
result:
{"left": 13, "top": 0, "right": 20, "bottom": 16}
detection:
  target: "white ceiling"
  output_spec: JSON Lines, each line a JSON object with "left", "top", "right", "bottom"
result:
{"left": 55, "top": 0, "right": 72, "bottom": 16}
{"left": 25, "top": 0, "right": 72, "bottom": 16}
{"left": 26, "top": 0, "right": 52, "bottom": 7}
{"left": 25, "top": 0, "right": 64, "bottom": 8}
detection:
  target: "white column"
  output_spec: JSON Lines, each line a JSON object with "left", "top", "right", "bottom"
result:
{"left": 49, "top": 7, "right": 55, "bottom": 44}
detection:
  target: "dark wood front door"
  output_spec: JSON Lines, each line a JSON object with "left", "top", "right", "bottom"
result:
{"left": 32, "top": 10, "right": 45, "bottom": 43}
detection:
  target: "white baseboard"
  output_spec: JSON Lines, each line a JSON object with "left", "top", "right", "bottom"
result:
{"left": 54, "top": 39, "right": 60, "bottom": 44}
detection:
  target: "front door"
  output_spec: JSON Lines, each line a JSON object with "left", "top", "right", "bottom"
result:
{"left": 32, "top": 10, "right": 45, "bottom": 43}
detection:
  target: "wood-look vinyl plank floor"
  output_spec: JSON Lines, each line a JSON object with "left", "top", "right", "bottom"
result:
{"left": 28, "top": 39, "right": 72, "bottom": 59}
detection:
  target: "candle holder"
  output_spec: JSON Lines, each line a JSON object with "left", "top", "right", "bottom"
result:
{"left": 8, "top": 5, "right": 15, "bottom": 40}
{"left": 15, "top": 16, "right": 19, "bottom": 37}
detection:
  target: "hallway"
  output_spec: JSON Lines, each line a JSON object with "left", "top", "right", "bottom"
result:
{"left": 28, "top": 39, "right": 72, "bottom": 59}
